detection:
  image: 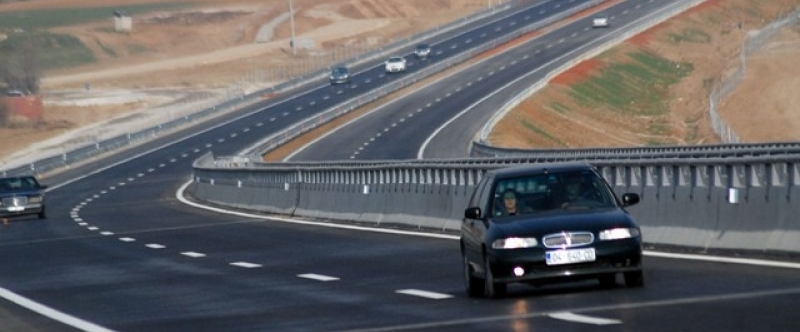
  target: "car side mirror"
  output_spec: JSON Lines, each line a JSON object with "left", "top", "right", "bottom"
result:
{"left": 621, "top": 193, "right": 640, "bottom": 207}
{"left": 464, "top": 207, "right": 481, "bottom": 219}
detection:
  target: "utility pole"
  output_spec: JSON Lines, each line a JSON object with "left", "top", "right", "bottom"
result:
{"left": 288, "top": 0, "right": 296, "bottom": 56}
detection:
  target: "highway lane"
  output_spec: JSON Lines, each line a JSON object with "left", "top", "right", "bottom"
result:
{"left": 2, "top": 0, "right": 798, "bottom": 331}
{"left": 0, "top": 1, "right": 600, "bottom": 330}
{"left": 290, "top": 0, "right": 676, "bottom": 160}
{"left": 5, "top": 198, "right": 800, "bottom": 332}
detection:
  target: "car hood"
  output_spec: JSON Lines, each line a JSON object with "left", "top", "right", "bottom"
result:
{"left": 0, "top": 189, "right": 42, "bottom": 197}
{"left": 489, "top": 208, "right": 637, "bottom": 238}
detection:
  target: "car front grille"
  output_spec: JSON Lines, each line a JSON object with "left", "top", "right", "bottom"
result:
{"left": 542, "top": 232, "right": 594, "bottom": 248}
{"left": 2, "top": 197, "right": 27, "bottom": 206}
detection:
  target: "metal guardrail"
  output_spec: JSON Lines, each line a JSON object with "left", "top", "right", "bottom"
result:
{"left": 190, "top": 152, "right": 800, "bottom": 253}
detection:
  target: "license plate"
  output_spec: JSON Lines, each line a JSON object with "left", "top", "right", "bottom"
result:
{"left": 7, "top": 207, "right": 24, "bottom": 212}
{"left": 546, "top": 248, "right": 596, "bottom": 265}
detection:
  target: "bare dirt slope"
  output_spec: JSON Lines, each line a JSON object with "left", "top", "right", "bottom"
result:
{"left": 0, "top": 0, "right": 484, "bottom": 164}
{"left": 490, "top": 0, "right": 800, "bottom": 149}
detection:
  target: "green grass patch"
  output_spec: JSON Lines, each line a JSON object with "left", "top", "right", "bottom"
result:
{"left": 566, "top": 51, "right": 693, "bottom": 116}
{"left": 667, "top": 28, "right": 711, "bottom": 44}
{"left": 522, "top": 119, "right": 563, "bottom": 146}
{"left": 0, "top": 3, "right": 192, "bottom": 30}
{"left": 549, "top": 102, "right": 570, "bottom": 114}
{"left": 0, "top": 32, "right": 95, "bottom": 70}
{"left": 127, "top": 44, "right": 152, "bottom": 55}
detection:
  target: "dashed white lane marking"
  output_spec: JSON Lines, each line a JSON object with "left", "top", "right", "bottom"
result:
{"left": 548, "top": 312, "right": 621, "bottom": 325}
{"left": 298, "top": 274, "right": 339, "bottom": 282}
{"left": 230, "top": 262, "right": 261, "bottom": 268}
{"left": 87, "top": 227, "right": 99, "bottom": 231}
{"left": 145, "top": 244, "right": 165, "bottom": 249}
{"left": 119, "top": 237, "right": 136, "bottom": 242}
{"left": 181, "top": 252, "right": 206, "bottom": 258}
{"left": 395, "top": 289, "right": 452, "bottom": 300}
{"left": 78, "top": 223, "right": 88, "bottom": 226}
{"left": 100, "top": 231, "right": 114, "bottom": 236}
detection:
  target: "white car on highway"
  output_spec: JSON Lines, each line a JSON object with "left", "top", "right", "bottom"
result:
{"left": 384, "top": 56, "right": 407, "bottom": 73}
{"left": 592, "top": 15, "right": 610, "bottom": 28}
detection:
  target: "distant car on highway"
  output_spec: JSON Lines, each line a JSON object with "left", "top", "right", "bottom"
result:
{"left": 414, "top": 43, "right": 431, "bottom": 59}
{"left": 384, "top": 56, "right": 407, "bottom": 73}
{"left": 0, "top": 175, "right": 47, "bottom": 220}
{"left": 329, "top": 66, "right": 351, "bottom": 84}
{"left": 592, "top": 15, "right": 610, "bottom": 28}
{"left": 460, "top": 162, "right": 643, "bottom": 298}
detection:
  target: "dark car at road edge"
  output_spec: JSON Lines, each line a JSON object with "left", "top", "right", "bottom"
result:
{"left": 460, "top": 162, "right": 643, "bottom": 298}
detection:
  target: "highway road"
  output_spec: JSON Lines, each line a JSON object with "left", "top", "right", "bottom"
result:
{"left": 1, "top": 0, "right": 799, "bottom": 331}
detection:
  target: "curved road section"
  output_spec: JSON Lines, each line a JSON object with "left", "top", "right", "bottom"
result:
{"left": 0, "top": 1, "right": 798, "bottom": 331}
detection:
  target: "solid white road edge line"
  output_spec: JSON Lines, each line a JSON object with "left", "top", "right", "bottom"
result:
{"left": 548, "top": 312, "right": 621, "bottom": 325}
{"left": 0, "top": 287, "right": 116, "bottom": 332}
{"left": 176, "top": 181, "right": 800, "bottom": 269}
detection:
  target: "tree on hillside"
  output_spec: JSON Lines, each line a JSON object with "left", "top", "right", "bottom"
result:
{"left": 0, "top": 34, "right": 41, "bottom": 95}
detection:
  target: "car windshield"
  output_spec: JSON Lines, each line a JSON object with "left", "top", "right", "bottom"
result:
{"left": 490, "top": 171, "right": 615, "bottom": 217}
{"left": 416, "top": 44, "right": 429, "bottom": 51}
{"left": 388, "top": 57, "right": 403, "bottom": 63}
{"left": 0, "top": 176, "right": 39, "bottom": 191}
{"left": 332, "top": 67, "right": 347, "bottom": 75}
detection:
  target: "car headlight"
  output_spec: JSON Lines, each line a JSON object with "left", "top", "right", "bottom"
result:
{"left": 492, "top": 237, "right": 538, "bottom": 249}
{"left": 599, "top": 228, "right": 640, "bottom": 240}
{"left": 28, "top": 195, "right": 44, "bottom": 203}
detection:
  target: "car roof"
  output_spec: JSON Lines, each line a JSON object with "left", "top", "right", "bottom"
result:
{"left": 486, "top": 162, "right": 595, "bottom": 178}
{"left": 388, "top": 56, "right": 404, "bottom": 60}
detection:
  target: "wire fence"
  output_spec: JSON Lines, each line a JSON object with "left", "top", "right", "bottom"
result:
{"left": 709, "top": 7, "right": 800, "bottom": 143}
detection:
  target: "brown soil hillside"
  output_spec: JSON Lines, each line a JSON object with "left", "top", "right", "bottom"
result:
{"left": 490, "top": 0, "right": 800, "bottom": 148}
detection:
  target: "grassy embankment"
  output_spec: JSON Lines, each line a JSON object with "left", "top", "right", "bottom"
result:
{"left": 0, "top": 4, "right": 190, "bottom": 71}
{"left": 516, "top": 28, "right": 713, "bottom": 147}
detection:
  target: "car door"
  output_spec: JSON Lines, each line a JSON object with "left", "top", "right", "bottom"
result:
{"left": 462, "top": 175, "right": 492, "bottom": 263}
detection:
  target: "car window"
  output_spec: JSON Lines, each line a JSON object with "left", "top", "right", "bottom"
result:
{"left": 491, "top": 171, "right": 614, "bottom": 217}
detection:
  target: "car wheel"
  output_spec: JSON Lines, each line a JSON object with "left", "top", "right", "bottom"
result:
{"left": 624, "top": 270, "right": 644, "bottom": 287}
{"left": 598, "top": 274, "right": 616, "bottom": 288}
{"left": 38, "top": 207, "right": 46, "bottom": 219}
{"left": 483, "top": 255, "right": 506, "bottom": 298}
{"left": 463, "top": 253, "right": 484, "bottom": 298}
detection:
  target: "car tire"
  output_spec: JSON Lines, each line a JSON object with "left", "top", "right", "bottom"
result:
{"left": 624, "top": 270, "right": 644, "bottom": 287}
{"left": 463, "top": 253, "right": 484, "bottom": 298}
{"left": 483, "top": 255, "right": 506, "bottom": 298}
{"left": 38, "top": 207, "right": 46, "bottom": 219}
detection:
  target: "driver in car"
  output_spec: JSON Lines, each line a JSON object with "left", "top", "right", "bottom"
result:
{"left": 495, "top": 189, "right": 530, "bottom": 216}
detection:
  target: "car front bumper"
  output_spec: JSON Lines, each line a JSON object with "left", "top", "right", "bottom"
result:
{"left": 487, "top": 238, "right": 642, "bottom": 283}
{"left": 0, "top": 203, "right": 44, "bottom": 218}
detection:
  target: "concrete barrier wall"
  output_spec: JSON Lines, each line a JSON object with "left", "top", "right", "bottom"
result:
{"left": 188, "top": 154, "right": 800, "bottom": 254}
